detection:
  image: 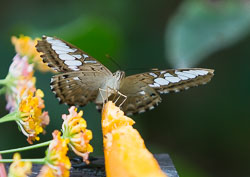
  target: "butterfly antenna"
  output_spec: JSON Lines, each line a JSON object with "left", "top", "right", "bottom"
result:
{"left": 105, "top": 54, "right": 122, "bottom": 70}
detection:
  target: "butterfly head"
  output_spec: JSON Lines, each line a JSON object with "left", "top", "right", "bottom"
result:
{"left": 113, "top": 70, "right": 125, "bottom": 81}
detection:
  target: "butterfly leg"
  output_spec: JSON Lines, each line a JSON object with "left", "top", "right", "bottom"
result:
{"left": 98, "top": 88, "right": 109, "bottom": 105}
{"left": 117, "top": 91, "right": 127, "bottom": 108}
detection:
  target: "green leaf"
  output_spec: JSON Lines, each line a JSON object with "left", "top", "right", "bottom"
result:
{"left": 165, "top": 0, "right": 250, "bottom": 67}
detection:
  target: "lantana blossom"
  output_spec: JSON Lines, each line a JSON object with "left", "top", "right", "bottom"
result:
{"left": 8, "top": 153, "right": 32, "bottom": 177}
{"left": 18, "top": 89, "right": 50, "bottom": 144}
{"left": 62, "top": 106, "right": 93, "bottom": 163}
{"left": 3, "top": 55, "right": 35, "bottom": 112}
{"left": 41, "top": 130, "right": 71, "bottom": 177}
{"left": 11, "top": 35, "right": 53, "bottom": 72}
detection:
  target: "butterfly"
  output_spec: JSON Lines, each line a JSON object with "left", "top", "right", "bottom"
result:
{"left": 36, "top": 36, "right": 214, "bottom": 115}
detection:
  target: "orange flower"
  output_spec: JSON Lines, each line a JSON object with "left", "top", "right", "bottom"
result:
{"left": 11, "top": 35, "right": 53, "bottom": 72}
{"left": 38, "top": 165, "right": 55, "bottom": 177}
{"left": 18, "top": 89, "right": 50, "bottom": 144}
{"left": 102, "top": 101, "right": 167, "bottom": 177}
{"left": 8, "top": 153, "right": 32, "bottom": 177}
{"left": 62, "top": 106, "right": 93, "bottom": 163}
{"left": 43, "top": 130, "right": 71, "bottom": 177}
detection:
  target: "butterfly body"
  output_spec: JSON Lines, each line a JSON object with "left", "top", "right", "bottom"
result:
{"left": 36, "top": 36, "right": 214, "bottom": 115}
{"left": 95, "top": 70, "right": 125, "bottom": 103}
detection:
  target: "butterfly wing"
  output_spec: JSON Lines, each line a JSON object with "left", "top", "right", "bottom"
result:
{"left": 36, "top": 36, "right": 112, "bottom": 74}
{"left": 117, "top": 68, "right": 214, "bottom": 115}
{"left": 36, "top": 36, "right": 114, "bottom": 106}
{"left": 51, "top": 71, "right": 109, "bottom": 106}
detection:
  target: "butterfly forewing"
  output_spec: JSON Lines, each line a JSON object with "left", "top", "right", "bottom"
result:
{"left": 36, "top": 36, "right": 112, "bottom": 74}
{"left": 123, "top": 68, "right": 214, "bottom": 94}
{"left": 36, "top": 36, "right": 114, "bottom": 106}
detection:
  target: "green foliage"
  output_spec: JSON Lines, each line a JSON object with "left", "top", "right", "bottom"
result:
{"left": 36, "top": 16, "right": 123, "bottom": 70}
{"left": 166, "top": 0, "right": 250, "bottom": 67}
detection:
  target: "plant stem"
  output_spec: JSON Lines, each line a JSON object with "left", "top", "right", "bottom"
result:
{"left": 0, "top": 158, "right": 45, "bottom": 164}
{"left": 0, "top": 140, "right": 51, "bottom": 154}
{"left": 0, "top": 88, "right": 5, "bottom": 95}
{"left": 0, "top": 112, "right": 19, "bottom": 123}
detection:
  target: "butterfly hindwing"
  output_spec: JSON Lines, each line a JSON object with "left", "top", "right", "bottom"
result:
{"left": 51, "top": 71, "right": 108, "bottom": 106}
{"left": 118, "top": 78, "right": 162, "bottom": 115}
{"left": 36, "top": 36, "right": 112, "bottom": 74}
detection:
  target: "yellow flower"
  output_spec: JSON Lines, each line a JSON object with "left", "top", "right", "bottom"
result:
{"left": 8, "top": 153, "right": 32, "bottom": 177}
{"left": 18, "top": 89, "right": 50, "bottom": 144}
{"left": 44, "top": 130, "right": 71, "bottom": 177}
{"left": 62, "top": 106, "right": 93, "bottom": 163}
{"left": 11, "top": 35, "right": 53, "bottom": 72}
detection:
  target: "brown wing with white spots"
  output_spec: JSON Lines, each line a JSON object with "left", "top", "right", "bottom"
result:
{"left": 36, "top": 36, "right": 112, "bottom": 74}
{"left": 119, "top": 78, "right": 162, "bottom": 115}
{"left": 123, "top": 68, "right": 214, "bottom": 94}
{"left": 115, "top": 68, "right": 214, "bottom": 115}
{"left": 51, "top": 71, "right": 108, "bottom": 106}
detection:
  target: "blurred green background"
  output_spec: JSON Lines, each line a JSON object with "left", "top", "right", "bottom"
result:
{"left": 0, "top": 0, "right": 250, "bottom": 176}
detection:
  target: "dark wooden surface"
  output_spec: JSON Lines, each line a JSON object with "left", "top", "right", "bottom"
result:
{"left": 4, "top": 154, "right": 179, "bottom": 177}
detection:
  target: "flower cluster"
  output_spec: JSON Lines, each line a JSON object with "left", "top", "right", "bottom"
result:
{"left": 41, "top": 130, "right": 71, "bottom": 177}
{"left": 18, "top": 89, "right": 50, "bottom": 144}
{"left": 0, "top": 35, "right": 94, "bottom": 177}
{"left": 4, "top": 55, "right": 35, "bottom": 112}
{"left": 62, "top": 106, "right": 93, "bottom": 163}
{"left": 11, "top": 35, "right": 53, "bottom": 72}
{"left": 0, "top": 36, "right": 50, "bottom": 143}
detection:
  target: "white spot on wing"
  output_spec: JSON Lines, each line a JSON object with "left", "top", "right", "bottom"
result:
{"left": 193, "top": 70, "right": 208, "bottom": 76}
{"left": 84, "top": 60, "right": 97, "bottom": 64}
{"left": 154, "top": 78, "right": 169, "bottom": 85}
{"left": 164, "top": 73, "right": 173, "bottom": 77}
{"left": 149, "top": 73, "right": 157, "bottom": 78}
{"left": 49, "top": 40, "right": 67, "bottom": 47}
{"left": 149, "top": 83, "right": 160, "bottom": 88}
{"left": 59, "top": 54, "right": 75, "bottom": 60}
{"left": 83, "top": 54, "right": 89, "bottom": 58}
{"left": 72, "top": 55, "right": 82, "bottom": 59}
{"left": 184, "top": 70, "right": 199, "bottom": 76}
{"left": 164, "top": 76, "right": 181, "bottom": 83}
{"left": 65, "top": 60, "right": 82, "bottom": 66}
{"left": 46, "top": 36, "right": 53, "bottom": 41}
{"left": 55, "top": 50, "right": 68, "bottom": 54}
{"left": 178, "top": 75, "right": 189, "bottom": 80}
{"left": 139, "top": 91, "right": 146, "bottom": 95}
{"left": 160, "top": 71, "right": 166, "bottom": 74}
{"left": 73, "top": 77, "right": 80, "bottom": 81}
{"left": 52, "top": 46, "right": 76, "bottom": 53}
{"left": 175, "top": 71, "right": 196, "bottom": 79}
